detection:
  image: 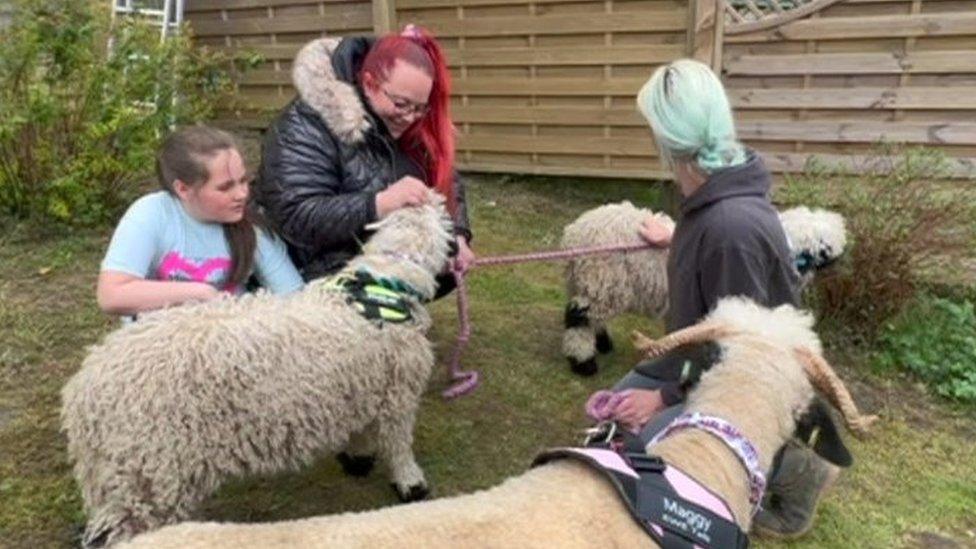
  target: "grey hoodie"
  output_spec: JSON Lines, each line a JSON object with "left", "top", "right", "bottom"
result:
{"left": 657, "top": 152, "right": 800, "bottom": 405}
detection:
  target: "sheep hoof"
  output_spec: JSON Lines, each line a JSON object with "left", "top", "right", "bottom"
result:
{"left": 569, "top": 357, "right": 599, "bottom": 377}
{"left": 393, "top": 482, "right": 430, "bottom": 503}
{"left": 337, "top": 452, "right": 376, "bottom": 477}
{"left": 81, "top": 526, "right": 112, "bottom": 549}
{"left": 595, "top": 330, "right": 614, "bottom": 354}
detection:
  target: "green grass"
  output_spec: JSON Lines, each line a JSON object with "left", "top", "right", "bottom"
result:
{"left": 1, "top": 176, "right": 974, "bottom": 548}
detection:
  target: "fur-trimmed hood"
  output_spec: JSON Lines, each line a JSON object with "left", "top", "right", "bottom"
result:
{"left": 292, "top": 37, "right": 376, "bottom": 145}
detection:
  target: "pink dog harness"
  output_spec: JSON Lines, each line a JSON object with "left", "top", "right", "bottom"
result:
{"left": 533, "top": 446, "right": 749, "bottom": 548}
{"left": 533, "top": 411, "right": 766, "bottom": 548}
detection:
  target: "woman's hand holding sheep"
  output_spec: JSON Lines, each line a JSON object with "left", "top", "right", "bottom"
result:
{"left": 638, "top": 217, "right": 674, "bottom": 247}
{"left": 613, "top": 389, "right": 666, "bottom": 432}
{"left": 376, "top": 176, "right": 431, "bottom": 218}
{"left": 453, "top": 235, "right": 475, "bottom": 273}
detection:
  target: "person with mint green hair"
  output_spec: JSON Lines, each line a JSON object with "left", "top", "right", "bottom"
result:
{"left": 584, "top": 59, "right": 833, "bottom": 540}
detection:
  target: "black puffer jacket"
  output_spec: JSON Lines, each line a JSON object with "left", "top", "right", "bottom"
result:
{"left": 256, "top": 36, "right": 471, "bottom": 281}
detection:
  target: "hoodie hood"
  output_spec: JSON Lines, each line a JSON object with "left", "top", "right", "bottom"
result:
{"left": 681, "top": 151, "right": 772, "bottom": 217}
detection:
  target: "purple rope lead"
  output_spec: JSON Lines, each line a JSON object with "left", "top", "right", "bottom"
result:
{"left": 442, "top": 241, "right": 654, "bottom": 399}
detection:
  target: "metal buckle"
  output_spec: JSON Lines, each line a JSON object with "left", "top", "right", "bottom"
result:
{"left": 583, "top": 420, "right": 618, "bottom": 447}
{"left": 627, "top": 453, "right": 666, "bottom": 473}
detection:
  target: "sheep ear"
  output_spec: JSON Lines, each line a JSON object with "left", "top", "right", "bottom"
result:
{"left": 795, "top": 397, "right": 853, "bottom": 468}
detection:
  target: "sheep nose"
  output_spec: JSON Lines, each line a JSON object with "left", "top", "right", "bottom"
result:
{"left": 448, "top": 239, "right": 459, "bottom": 257}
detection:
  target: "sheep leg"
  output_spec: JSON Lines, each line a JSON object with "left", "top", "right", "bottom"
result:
{"left": 337, "top": 423, "right": 378, "bottom": 477}
{"left": 595, "top": 323, "right": 613, "bottom": 354}
{"left": 81, "top": 489, "right": 166, "bottom": 548}
{"left": 375, "top": 410, "right": 428, "bottom": 503}
{"left": 562, "top": 299, "right": 599, "bottom": 376}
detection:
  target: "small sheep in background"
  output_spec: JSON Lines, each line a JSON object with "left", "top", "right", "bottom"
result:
{"left": 62, "top": 196, "right": 456, "bottom": 547}
{"left": 778, "top": 205, "right": 848, "bottom": 287}
{"left": 561, "top": 201, "right": 674, "bottom": 376}
{"left": 561, "top": 201, "right": 847, "bottom": 375}
{"left": 119, "top": 297, "right": 876, "bottom": 549}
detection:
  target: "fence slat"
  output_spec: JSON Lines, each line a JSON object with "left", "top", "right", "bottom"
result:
{"left": 404, "top": 11, "right": 687, "bottom": 37}
{"left": 460, "top": 161, "right": 669, "bottom": 180}
{"left": 729, "top": 87, "right": 976, "bottom": 110}
{"left": 725, "top": 51, "right": 976, "bottom": 76}
{"left": 453, "top": 106, "right": 646, "bottom": 126}
{"left": 726, "top": 12, "right": 976, "bottom": 43}
{"left": 236, "top": 74, "right": 653, "bottom": 94}
{"left": 187, "top": 0, "right": 358, "bottom": 13}
{"left": 222, "top": 43, "right": 683, "bottom": 66}
{"left": 398, "top": 0, "right": 629, "bottom": 7}
{"left": 237, "top": 73, "right": 653, "bottom": 95}
{"left": 447, "top": 44, "right": 684, "bottom": 66}
{"left": 763, "top": 152, "right": 976, "bottom": 178}
{"left": 192, "top": 10, "right": 372, "bottom": 37}
{"left": 453, "top": 77, "right": 648, "bottom": 95}
{"left": 458, "top": 134, "right": 655, "bottom": 157}
{"left": 739, "top": 121, "right": 976, "bottom": 145}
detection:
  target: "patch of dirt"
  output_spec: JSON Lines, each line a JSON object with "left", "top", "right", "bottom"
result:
{"left": 903, "top": 531, "right": 972, "bottom": 549}
{"left": 0, "top": 406, "right": 14, "bottom": 431}
{"left": 830, "top": 353, "right": 976, "bottom": 441}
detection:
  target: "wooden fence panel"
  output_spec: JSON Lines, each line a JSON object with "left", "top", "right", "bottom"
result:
{"left": 722, "top": 0, "right": 976, "bottom": 178}
{"left": 188, "top": 0, "right": 976, "bottom": 179}
{"left": 188, "top": 0, "right": 700, "bottom": 179}
{"left": 186, "top": 0, "right": 375, "bottom": 117}
{"left": 395, "top": 0, "right": 691, "bottom": 178}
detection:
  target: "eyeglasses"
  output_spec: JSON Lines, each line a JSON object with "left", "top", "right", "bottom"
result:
{"left": 381, "top": 88, "right": 429, "bottom": 117}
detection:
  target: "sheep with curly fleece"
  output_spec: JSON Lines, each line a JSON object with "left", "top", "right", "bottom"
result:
{"left": 61, "top": 195, "right": 456, "bottom": 547}
{"left": 562, "top": 201, "right": 846, "bottom": 375}
{"left": 778, "top": 205, "right": 847, "bottom": 286}
{"left": 119, "top": 297, "right": 875, "bottom": 548}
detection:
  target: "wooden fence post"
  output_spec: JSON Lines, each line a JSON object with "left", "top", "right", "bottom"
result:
{"left": 373, "top": 0, "right": 397, "bottom": 35}
{"left": 686, "top": 0, "right": 724, "bottom": 72}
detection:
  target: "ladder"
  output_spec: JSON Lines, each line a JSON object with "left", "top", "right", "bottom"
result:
{"left": 109, "top": 0, "right": 185, "bottom": 127}
{"left": 110, "top": 0, "right": 184, "bottom": 43}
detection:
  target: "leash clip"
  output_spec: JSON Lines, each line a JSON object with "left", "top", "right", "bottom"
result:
{"left": 583, "top": 420, "right": 618, "bottom": 447}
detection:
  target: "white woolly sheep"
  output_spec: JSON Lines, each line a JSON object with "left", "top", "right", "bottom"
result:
{"left": 119, "top": 297, "right": 876, "bottom": 549}
{"left": 61, "top": 196, "right": 456, "bottom": 547}
{"left": 778, "top": 205, "right": 848, "bottom": 287}
{"left": 561, "top": 201, "right": 847, "bottom": 375}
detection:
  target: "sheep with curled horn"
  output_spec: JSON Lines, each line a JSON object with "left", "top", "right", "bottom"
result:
{"left": 62, "top": 192, "right": 456, "bottom": 548}
{"left": 120, "top": 297, "right": 876, "bottom": 549}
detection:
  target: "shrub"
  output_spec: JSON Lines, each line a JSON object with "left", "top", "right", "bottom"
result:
{"left": 876, "top": 296, "right": 976, "bottom": 404}
{"left": 777, "top": 145, "right": 976, "bottom": 342}
{"left": 0, "top": 0, "right": 243, "bottom": 226}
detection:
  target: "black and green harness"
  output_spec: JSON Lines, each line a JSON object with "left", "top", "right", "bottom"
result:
{"left": 325, "top": 269, "right": 426, "bottom": 324}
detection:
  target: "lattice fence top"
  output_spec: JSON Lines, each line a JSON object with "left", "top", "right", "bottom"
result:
{"left": 724, "top": 0, "right": 842, "bottom": 34}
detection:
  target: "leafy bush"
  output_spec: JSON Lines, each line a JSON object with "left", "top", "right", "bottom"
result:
{"left": 777, "top": 145, "right": 976, "bottom": 341}
{"left": 0, "top": 0, "right": 244, "bottom": 226}
{"left": 876, "top": 296, "right": 976, "bottom": 403}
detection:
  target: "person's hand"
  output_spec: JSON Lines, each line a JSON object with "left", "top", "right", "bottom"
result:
{"left": 613, "top": 389, "right": 666, "bottom": 432}
{"left": 376, "top": 176, "right": 430, "bottom": 218}
{"left": 190, "top": 282, "right": 221, "bottom": 302}
{"left": 452, "top": 235, "right": 475, "bottom": 273}
{"left": 638, "top": 217, "right": 673, "bottom": 247}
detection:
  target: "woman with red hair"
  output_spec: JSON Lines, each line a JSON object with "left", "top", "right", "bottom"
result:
{"left": 256, "top": 25, "right": 473, "bottom": 294}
